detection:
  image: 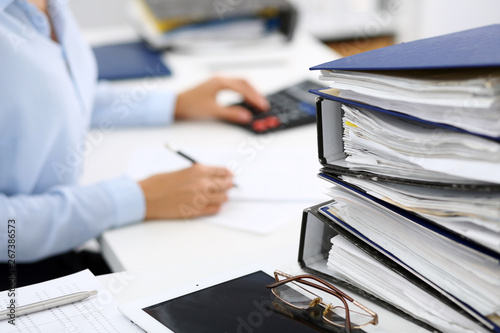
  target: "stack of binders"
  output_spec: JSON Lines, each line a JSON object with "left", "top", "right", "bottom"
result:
{"left": 127, "top": 0, "right": 297, "bottom": 51}
{"left": 299, "top": 25, "right": 500, "bottom": 333}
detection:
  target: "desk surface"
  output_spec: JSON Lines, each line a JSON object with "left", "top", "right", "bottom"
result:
{"left": 82, "top": 29, "right": 336, "bottom": 273}
{"left": 95, "top": 264, "right": 428, "bottom": 333}
{"left": 84, "top": 28, "right": 427, "bottom": 333}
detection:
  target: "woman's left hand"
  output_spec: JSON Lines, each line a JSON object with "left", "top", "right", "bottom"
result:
{"left": 174, "top": 76, "right": 269, "bottom": 124}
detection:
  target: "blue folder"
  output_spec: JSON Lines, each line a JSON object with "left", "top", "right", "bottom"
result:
{"left": 310, "top": 24, "right": 500, "bottom": 71}
{"left": 92, "top": 41, "right": 171, "bottom": 81}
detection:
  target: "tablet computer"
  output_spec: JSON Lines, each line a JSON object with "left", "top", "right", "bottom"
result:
{"left": 119, "top": 265, "right": 343, "bottom": 332}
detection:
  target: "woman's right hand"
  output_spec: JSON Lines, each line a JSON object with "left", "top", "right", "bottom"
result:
{"left": 138, "top": 164, "right": 234, "bottom": 220}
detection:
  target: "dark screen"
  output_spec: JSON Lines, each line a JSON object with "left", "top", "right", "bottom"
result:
{"left": 142, "top": 271, "right": 344, "bottom": 333}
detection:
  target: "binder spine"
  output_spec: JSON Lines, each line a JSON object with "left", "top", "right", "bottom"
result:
{"left": 314, "top": 95, "right": 327, "bottom": 165}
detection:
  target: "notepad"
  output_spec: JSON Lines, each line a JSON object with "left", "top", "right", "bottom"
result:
{"left": 92, "top": 41, "right": 171, "bottom": 81}
{"left": 0, "top": 270, "right": 140, "bottom": 332}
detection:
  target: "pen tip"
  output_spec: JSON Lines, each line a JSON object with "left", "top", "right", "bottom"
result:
{"left": 90, "top": 290, "right": 98, "bottom": 296}
{"left": 165, "top": 143, "right": 177, "bottom": 152}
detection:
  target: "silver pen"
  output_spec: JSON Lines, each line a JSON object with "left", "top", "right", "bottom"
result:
{"left": 0, "top": 290, "right": 98, "bottom": 320}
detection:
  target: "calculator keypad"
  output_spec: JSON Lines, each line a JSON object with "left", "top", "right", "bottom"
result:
{"left": 237, "top": 80, "right": 324, "bottom": 133}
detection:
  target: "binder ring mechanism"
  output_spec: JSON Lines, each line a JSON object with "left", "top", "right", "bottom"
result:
{"left": 266, "top": 270, "right": 378, "bottom": 332}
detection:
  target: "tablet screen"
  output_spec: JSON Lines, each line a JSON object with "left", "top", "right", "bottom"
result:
{"left": 142, "top": 271, "right": 342, "bottom": 332}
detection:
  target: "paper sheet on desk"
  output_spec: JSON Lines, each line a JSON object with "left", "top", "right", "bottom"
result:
{"left": 126, "top": 145, "right": 325, "bottom": 234}
{"left": 0, "top": 270, "right": 140, "bottom": 333}
{"left": 201, "top": 200, "right": 304, "bottom": 234}
{"left": 126, "top": 146, "right": 326, "bottom": 202}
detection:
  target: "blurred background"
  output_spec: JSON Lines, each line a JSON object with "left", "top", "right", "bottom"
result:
{"left": 70, "top": 0, "right": 500, "bottom": 56}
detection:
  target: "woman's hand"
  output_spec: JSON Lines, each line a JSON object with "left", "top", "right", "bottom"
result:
{"left": 138, "top": 164, "right": 234, "bottom": 220}
{"left": 175, "top": 76, "right": 269, "bottom": 124}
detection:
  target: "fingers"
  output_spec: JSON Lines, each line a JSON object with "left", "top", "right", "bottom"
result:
{"left": 197, "top": 165, "right": 234, "bottom": 197}
{"left": 210, "top": 76, "right": 269, "bottom": 111}
{"left": 200, "top": 203, "right": 225, "bottom": 216}
{"left": 179, "top": 165, "right": 231, "bottom": 218}
{"left": 215, "top": 105, "right": 253, "bottom": 124}
{"left": 139, "top": 163, "right": 234, "bottom": 220}
{"left": 175, "top": 76, "right": 268, "bottom": 123}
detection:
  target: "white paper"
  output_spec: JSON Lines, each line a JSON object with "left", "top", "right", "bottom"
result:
{"left": 342, "top": 104, "right": 500, "bottom": 183}
{"left": 125, "top": 145, "right": 325, "bottom": 234}
{"left": 0, "top": 270, "right": 140, "bottom": 332}
{"left": 327, "top": 235, "right": 489, "bottom": 333}
{"left": 341, "top": 175, "right": 500, "bottom": 252}
{"left": 202, "top": 200, "right": 303, "bottom": 234}
{"left": 323, "top": 187, "right": 500, "bottom": 316}
{"left": 126, "top": 145, "right": 326, "bottom": 202}
{"left": 319, "top": 68, "right": 500, "bottom": 136}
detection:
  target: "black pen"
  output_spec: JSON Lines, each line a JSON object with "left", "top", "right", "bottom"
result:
{"left": 165, "top": 143, "right": 198, "bottom": 164}
{"left": 165, "top": 143, "right": 238, "bottom": 188}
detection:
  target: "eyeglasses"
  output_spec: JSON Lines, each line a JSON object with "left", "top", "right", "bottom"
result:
{"left": 266, "top": 270, "right": 378, "bottom": 333}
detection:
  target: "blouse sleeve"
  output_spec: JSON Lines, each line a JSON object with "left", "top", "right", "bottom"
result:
{"left": 0, "top": 176, "right": 145, "bottom": 263}
{"left": 90, "top": 81, "right": 177, "bottom": 128}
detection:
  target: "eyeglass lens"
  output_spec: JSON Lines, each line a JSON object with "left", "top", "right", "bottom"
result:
{"left": 273, "top": 282, "right": 373, "bottom": 328}
{"left": 272, "top": 284, "right": 317, "bottom": 309}
{"left": 324, "top": 306, "right": 373, "bottom": 328}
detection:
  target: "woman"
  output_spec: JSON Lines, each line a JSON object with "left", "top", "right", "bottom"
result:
{"left": 0, "top": 0, "right": 268, "bottom": 288}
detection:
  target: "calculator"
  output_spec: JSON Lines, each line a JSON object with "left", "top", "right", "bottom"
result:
{"left": 236, "top": 79, "right": 324, "bottom": 134}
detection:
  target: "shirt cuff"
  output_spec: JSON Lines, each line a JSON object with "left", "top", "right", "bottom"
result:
{"left": 141, "top": 88, "right": 176, "bottom": 126}
{"left": 100, "top": 176, "right": 146, "bottom": 227}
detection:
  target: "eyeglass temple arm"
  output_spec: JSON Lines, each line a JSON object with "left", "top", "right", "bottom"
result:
{"left": 353, "top": 300, "right": 379, "bottom": 325}
{"left": 269, "top": 271, "right": 354, "bottom": 302}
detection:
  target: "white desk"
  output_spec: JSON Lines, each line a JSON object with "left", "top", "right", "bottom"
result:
{"left": 82, "top": 28, "right": 336, "bottom": 273}
{"left": 95, "top": 264, "right": 429, "bottom": 333}
{"left": 84, "top": 27, "right": 427, "bottom": 333}
{"left": 85, "top": 122, "right": 326, "bottom": 273}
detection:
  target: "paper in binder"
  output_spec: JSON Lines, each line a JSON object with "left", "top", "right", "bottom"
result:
{"left": 312, "top": 93, "right": 500, "bottom": 187}
{"left": 299, "top": 199, "right": 497, "bottom": 332}
{"left": 298, "top": 203, "right": 496, "bottom": 333}
{"left": 298, "top": 24, "right": 500, "bottom": 333}
{"left": 310, "top": 24, "right": 500, "bottom": 138}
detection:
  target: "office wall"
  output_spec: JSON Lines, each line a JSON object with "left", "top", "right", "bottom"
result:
{"left": 288, "top": 0, "right": 395, "bottom": 40}
{"left": 69, "top": 0, "right": 128, "bottom": 29}
{"left": 70, "top": 0, "right": 500, "bottom": 42}
{"left": 395, "top": 0, "right": 500, "bottom": 42}
{"left": 289, "top": 0, "right": 500, "bottom": 42}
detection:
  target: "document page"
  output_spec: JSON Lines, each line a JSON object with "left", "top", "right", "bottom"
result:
{"left": 202, "top": 200, "right": 302, "bottom": 234}
{"left": 0, "top": 270, "right": 140, "bottom": 333}
{"left": 126, "top": 145, "right": 326, "bottom": 202}
{"left": 327, "top": 235, "right": 488, "bottom": 333}
{"left": 322, "top": 188, "right": 500, "bottom": 316}
{"left": 319, "top": 68, "right": 500, "bottom": 137}
{"left": 341, "top": 176, "right": 500, "bottom": 252}
{"left": 341, "top": 104, "right": 500, "bottom": 183}
{"left": 125, "top": 145, "right": 326, "bottom": 234}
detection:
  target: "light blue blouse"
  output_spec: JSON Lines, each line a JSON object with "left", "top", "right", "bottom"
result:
{"left": 0, "top": 0, "right": 176, "bottom": 262}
